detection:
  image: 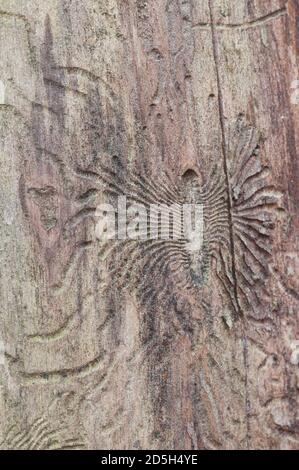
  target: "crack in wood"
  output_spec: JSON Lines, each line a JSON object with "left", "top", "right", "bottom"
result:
{"left": 26, "top": 314, "right": 79, "bottom": 343}
{"left": 207, "top": 1, "right": 286, "bottom": 448}
{"left": 192, "top": 7, "right": 287, "bottom": 31}
{"left": 22, "top": 352, "right": 105, "bottom": 385}
{"left": 208, "top": 0, "right": 241, "bottom": 317}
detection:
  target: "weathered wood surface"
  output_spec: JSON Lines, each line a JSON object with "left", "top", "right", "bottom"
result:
{"left": 0, "top": 0, "right": 298, "bottom": 449}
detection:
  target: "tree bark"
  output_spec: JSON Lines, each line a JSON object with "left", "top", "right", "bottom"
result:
{"left": 0, "top": 0, "right": 298, "bottom": 450}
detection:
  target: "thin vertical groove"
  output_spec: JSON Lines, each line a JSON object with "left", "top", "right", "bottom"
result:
{"left": 208, "top": 1, "right": 240, "bottom": 313}
{"left": 208, "top": 0, "right": 251, "bottom": 449}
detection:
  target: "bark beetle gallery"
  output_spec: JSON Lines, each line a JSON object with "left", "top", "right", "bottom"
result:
{"left": 0, "top": 0, "right": 298, "bottom": 451}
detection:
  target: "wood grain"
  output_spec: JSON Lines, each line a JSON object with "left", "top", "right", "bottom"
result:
{"left": 0, "top": 0, "right": 298, "bottom": 449}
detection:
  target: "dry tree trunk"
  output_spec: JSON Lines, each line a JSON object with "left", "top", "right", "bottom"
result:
{"left": 0, "top": 0, "right": 298, "bottom": 450}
